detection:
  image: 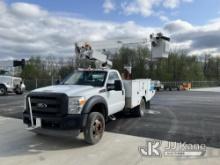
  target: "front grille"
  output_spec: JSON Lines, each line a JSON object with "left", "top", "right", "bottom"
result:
{"left": 26, "top": 92, "right": 68, "bottom": 117}
{"left": 31, "top": 96, "right": 59, "bottom": 114}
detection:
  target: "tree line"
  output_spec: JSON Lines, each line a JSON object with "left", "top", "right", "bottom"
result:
{"left": 113, "top": 48, "right": 220, "bottom": 81}
{"left": 20, "top": 48, "right": 220, "bottom": 82}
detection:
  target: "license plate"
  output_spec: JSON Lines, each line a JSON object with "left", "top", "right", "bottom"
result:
{"left": 36, "top": 118, "right": 41, "bottom": 127}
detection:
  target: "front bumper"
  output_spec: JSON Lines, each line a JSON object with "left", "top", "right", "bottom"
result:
{"left": 23, "top": 92, "right": 89, "bottom": 137}
{"left": 23, "top": 113, "right": 88, "bottom": 136}
{"left": 28, "top": 127, "right": 81, "bottom": 137}
{"left": 21, "top": 84, "right": 26, "bottom": 91}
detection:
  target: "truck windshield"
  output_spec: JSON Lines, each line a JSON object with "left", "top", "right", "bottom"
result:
{"left": 62, "top": 71, "right": 107, "bottom": 87}
{"left": 0, "top": 70, "right": 11, "bottom": 76}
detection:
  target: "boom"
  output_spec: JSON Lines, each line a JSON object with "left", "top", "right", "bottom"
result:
{"left": 75, "top": 38, "right": 147, "bottom": 68}
{"left": 75, "top": 33, "right": 170, "bottom": 69}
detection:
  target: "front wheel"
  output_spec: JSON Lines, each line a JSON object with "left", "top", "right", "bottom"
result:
{"left": 0, "top": 85, "right": 7, "bottom": 96}
{"left": 83, "top": 112, "right": 105, "bottom": 145}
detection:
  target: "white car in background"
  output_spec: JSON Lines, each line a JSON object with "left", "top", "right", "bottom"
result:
{"left": 0, "top": 75, "right": 25, "bottom": 96}
{"left": 152, "top": 80, "right": 164, "bottom": 91}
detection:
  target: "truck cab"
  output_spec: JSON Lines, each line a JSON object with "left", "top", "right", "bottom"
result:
{"left": 23, "top": 69, "right": 126, "bottom": 144}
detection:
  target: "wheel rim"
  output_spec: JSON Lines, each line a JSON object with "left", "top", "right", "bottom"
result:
{"left": 16, "top": 88, "right": 21, "bottom": 93}
{"left": 92, "top": 118, "right": 104, "bottom": 140}
{"left": 140, "top": 100, "right": 146, "bottom": 115}
{"left": 0, "top": 88, "right": 5, "bottom": 95}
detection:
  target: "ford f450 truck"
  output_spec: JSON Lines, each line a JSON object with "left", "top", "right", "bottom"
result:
{"left": 23, "top": 36, "right": 170, "bottom": 144}
{"left": 23, "top": 69, "right": 155, "bottom": 144}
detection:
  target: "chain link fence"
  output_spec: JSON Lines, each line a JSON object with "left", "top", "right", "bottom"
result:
{"left": 24, "top": 77, "right": 60, "bottom": 91}
{"left": 191, "top": 81, "right": 220, "bottom": 88}
{"left": 162, "top": 81, "right": 220, "bottom": 89}
{"left": 23, "top": 78, "right": 220, "bottom": 91}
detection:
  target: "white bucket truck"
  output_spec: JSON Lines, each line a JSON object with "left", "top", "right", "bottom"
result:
{"left": 23, "top": 35, "right": 169, "bottom": 144}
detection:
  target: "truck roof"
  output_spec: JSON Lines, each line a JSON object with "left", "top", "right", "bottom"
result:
{"left": 0, "top": 75, "right": 22, "bottom": 79}
{"left": 77, "top": 68, "right": 118, "bottom": 72}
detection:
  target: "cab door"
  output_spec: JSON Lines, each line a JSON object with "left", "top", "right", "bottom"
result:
{"left": 105, "top": 71, "right": 125, "bottom": 115}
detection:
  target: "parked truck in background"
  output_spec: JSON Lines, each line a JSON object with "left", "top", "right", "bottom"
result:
{"left": 152, "top": 80, "right": 164, "bottom": 91}
{"left": 164, "top": 82, "right": 192, "bottom": 91}
{"left": 0, "top": 75, "right": 25, "bottom": 96}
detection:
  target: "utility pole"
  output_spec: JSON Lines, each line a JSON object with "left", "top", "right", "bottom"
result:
{"left": 149, "top": 44, "right": 153, "bottom": 79}
{"left": 217, "top": 58, "right": 220, "bottom": 81}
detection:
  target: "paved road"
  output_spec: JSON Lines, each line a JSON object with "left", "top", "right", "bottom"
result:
{"left": 0, "top": 94, "right": 24, "bottom": 119}
{"left": 192, "top": 87, "right": 220, "bottom": 92}
{"left": 0, "top": 91, "right": 220, "bottom": 148}
{"left": 1, "top": 117, "right": 219, "bottom": 165}
{"left": 107, "top": 91, "right": 220, "bottom": 148}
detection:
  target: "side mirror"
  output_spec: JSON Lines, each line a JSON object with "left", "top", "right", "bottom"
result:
{"left": 114, "top": 80, "right": 122, "bottom": 91}
{"left": 107, "top": 83, "right": 115, "bottom": 91}
{"left": 107, "top": 80, "right": 122, "bottom": 91}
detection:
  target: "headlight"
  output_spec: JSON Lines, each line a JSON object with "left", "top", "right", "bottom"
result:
{"left": 68, "top": 97, "right": 86, "bottom": 114}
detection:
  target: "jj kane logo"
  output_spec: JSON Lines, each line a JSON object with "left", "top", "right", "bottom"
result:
{"left": 139, "top": 140, "right": 206, "bottom": 158}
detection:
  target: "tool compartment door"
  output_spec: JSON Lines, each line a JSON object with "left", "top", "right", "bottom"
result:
{"left": 124, "top": 79, "right": 154, "bottom": 109}
{"left": 123, "top": 80, "right": 141, "bottom": 109}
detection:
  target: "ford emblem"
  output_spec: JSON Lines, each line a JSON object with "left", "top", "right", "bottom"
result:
{"left": 37, "top": 103, "right": 47, "bottom": 109}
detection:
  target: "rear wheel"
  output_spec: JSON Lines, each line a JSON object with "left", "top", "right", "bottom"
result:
{"left": 15, "top": 87, "right": 23, "bottom": 95}
{"left": 146, "top": 101, "right": 150, "bottom": 109}
{"left": 0, "top": 85, "right": 6, "bottom": 96}
{"left": 84, "top": 112, "right": 105, "bottom": 145}
{"left": 131, "top": 99, "right": 146, "bottom": 117}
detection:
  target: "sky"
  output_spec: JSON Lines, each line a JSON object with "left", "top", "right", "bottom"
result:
{"left": 1, "top": 0, "right": 220, "bottom": 60}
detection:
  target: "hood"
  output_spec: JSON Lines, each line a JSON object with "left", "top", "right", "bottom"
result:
{"left": 32, "top": 85, "right": 99, "bottom": 97}
{"left": 0, "top": 75, "right": 22, "bottom": 80}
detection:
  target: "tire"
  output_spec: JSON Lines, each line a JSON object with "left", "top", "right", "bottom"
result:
{"left": 131, "top": 98, "right": 146, "bottom": 117}
{"left": 146, "top": 101, "right": 150, "bottom": 109}
{"left": 0, "top": 85, "right": 6, "bottom": 96}
{"left": 84, "top": 112, "right": 105, "bottom": 145}
{"left": 15, "top": 88, "right": 23, "bottom": 95}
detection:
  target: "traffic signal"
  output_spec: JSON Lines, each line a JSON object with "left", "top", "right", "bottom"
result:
{"left": 13, "top": 59, "right": 25, "bottom": 69}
